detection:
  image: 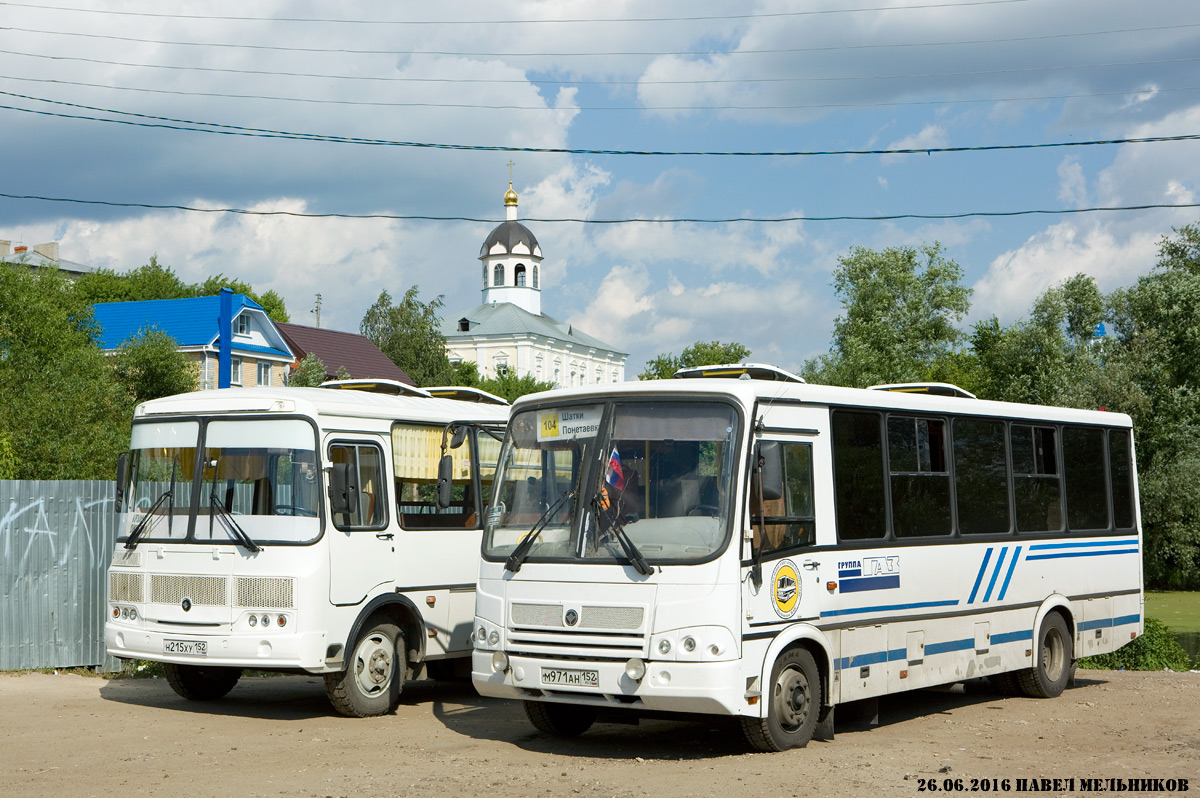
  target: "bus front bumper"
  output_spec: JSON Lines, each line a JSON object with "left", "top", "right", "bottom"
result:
{"left": 472, "top": 650, "right": 752, "bottom": 717}
{"left": 106, "top": 623, "right": 329, "bottom": 672}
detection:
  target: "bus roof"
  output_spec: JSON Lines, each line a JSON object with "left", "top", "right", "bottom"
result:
{"left": 508, "top": 374, "right": 1131, "bottom": 428}
{"left": 134, "top": 386, "right": 510, "bottom": 426}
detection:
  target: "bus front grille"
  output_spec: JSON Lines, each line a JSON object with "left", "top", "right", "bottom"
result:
{"left": 109, "top": 571, "right": 144, "bottom": 603}
{"left": 150, "top": 575, "right": 227, "bottom": 606}
{"left": 510, "top": 602, "right": 645, "bottom": 630}
{"left": 235, "top": 577, "right": 294, "bottom": 609}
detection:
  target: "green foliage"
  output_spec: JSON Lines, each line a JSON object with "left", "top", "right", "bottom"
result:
{"left": 802, "top": 243, "right": 971, "bottom": 387}
{"left": 639, "top": 340, "right": 752, "bottom": 380}
{"left": 360, "top": 286, "right": 455, "bottom": 387}
{"left": 478, "top": 369, "right": 556, "bottom": 402}
{"left": 111, "top": 328, "right": 198, "bottom": 405}
{"left": 335, "top": 364, "right": 351, "bottom": 381}
{"left": 75, "top": 257, "right": 290, "bottom": 322}
{"left": 0, "top": 427, "right": 15, "bottom": 479}
{"left": 287, "top": 352, "right": 328, "bottom": 387}
{"left": 0, "top": 265, "right": 128, "bottom": 479}
{"left": 1078, "top": 617, "right": 1193, "bottom": 671}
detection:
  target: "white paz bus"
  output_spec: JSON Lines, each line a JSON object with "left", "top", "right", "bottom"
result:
{"left": 106, "top": 386, "right": 507, "bottom": 716}
{"left": 472, "top": 367, "right": 1143, "bottom": 751}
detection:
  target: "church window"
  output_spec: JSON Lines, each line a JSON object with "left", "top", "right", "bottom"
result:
{"left": 494, "top": 264, "right": 505, "bottom": 286}
{"left": 482, "top": 264, "right": 487, "bottom": 287}
{"left": 532, "top": 265, "right": 539, "bottom": 288}
{"left": 515, "top": 264, "right": 526, "bottom": 286}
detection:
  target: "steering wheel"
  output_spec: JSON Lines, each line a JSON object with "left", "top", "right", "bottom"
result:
{"left": 686, "top": 504, "right": 720, "bottom": 517}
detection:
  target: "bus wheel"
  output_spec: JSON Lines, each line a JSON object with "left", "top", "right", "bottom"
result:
{"left": 741, "top": 647, "right": 821, "bottom": 752}
{"left": 325, "top": 621, "right": 405, "bottom": 717}
{"left": 163, "top": 663, "right": 242, "bottom": 701}
{"left": 523, "top": 701, "right": 596, "bottom": 737}
{"left": 1018, "top": 613, "right": 1072, "bottom": 698}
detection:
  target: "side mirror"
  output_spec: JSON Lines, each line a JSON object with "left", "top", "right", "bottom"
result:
{"left": 115, "top": 453, "right": 128, "bottom": 512}
{"left": 752, "top": 441, "right": 784, "bottom": 501}
{"left": 449, "top": 426, "right": 468, "bottom": 450}
{"left": 328, "top": 463, "right": 355, "bottom": 514}
{"left": 436, "top": 454, "right": 454, "bottom": 509}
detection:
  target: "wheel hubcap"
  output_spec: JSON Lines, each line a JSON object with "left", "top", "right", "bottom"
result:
{"left": 353, "top": 633, "right": 393, "bottom": 697}
{"left": 773, "top": 665, "right": 810, "bottom": 733}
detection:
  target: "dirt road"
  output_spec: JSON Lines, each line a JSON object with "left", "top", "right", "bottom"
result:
{"left": 0, "top": 669, "right": 1195, "bottom": 797}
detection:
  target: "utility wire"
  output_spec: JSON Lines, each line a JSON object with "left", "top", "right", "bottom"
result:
{"left": 4, "top": 20, "right": 1194, "bottom": 59}
{"left": 4, "top": 91, "right": 1199, "bottom": 156}
{"left": 6, "top": 72, "right": 1194, "bottom": 112}
{"left": 5, "top": 46, "right": 1196, "bottom": 87}
{"left": 0, "top": 1, "right": 1034, "bottom": 25}
{"left": 1, "top": 191, "right": 1195, "bottom": 223}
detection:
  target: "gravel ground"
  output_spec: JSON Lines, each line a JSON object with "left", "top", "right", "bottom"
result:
{"left": 0, "top": 669, "right": 1196, "bottom": 797}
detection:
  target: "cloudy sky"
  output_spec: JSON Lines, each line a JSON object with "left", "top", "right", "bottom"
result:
{"left": 3, "top": 0, "right": 1199, "bottom": 375}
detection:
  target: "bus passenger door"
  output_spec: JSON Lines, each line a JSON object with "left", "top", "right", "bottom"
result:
{"left": 744, "top": 437, "right": 822, "bottom": 628}
{"left": 327, "top": 439, "right": 395, "bottom": 605}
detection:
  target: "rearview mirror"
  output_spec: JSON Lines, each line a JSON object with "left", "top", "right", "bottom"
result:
{"left": 752, "top": 441, "right": 784, "bottom": 501}
{"left": 436, "top": 454, "right": 454, "bottom": 509}
{"left": 114, "top": 453, "right": 128, "bottom": 512}
{"left": 328, "top": 463, "right": 355, "bottom": 514}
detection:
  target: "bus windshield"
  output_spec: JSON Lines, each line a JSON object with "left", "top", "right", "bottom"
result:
{"left": 120, "top": 418, "right": 321, "bottom": 545}
{"left": 483, "top": 401, "right": 739, "bottom": 565}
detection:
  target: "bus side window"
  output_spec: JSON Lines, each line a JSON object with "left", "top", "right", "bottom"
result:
{"left": 1012, "top": 424, "right": 1062, "bottom": 533}
{"left": 832, "top": 410, "right": 887, "bottom": 541}
{"left": 752, "top": 442, "right": 816, "bottom": 555}
{"left": 329, "top": 442, "right": 387, "bottom": 531}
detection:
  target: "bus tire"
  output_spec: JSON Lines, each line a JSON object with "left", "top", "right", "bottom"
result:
{"left": 741, "top": 646, "right": 821, "bottom": 752}
{"left": 1017, "top": 612, "right": 1072, "bottom": 698}
{"left": 163, "top": 663, "right": 242, "bottom": 701}
{"left": 523, "top": 701, "right": 596, "bottom": 737}
{"left": 988, "top": 671, "right": 1021, "bottom": 695}
{"left": 324, "top": 621, "right": 404, "bottom": 717}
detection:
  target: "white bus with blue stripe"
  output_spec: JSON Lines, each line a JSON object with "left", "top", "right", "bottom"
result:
{"left": 472, "top": 370, "right": 1142, "bottom": 751}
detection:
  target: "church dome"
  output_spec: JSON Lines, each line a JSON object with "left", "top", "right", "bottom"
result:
{"left": 479, "top": 220, "right": 541, "bottom": 258}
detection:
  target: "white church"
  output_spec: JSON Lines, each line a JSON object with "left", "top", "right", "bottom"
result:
{"left": 444, "top": 182, "right": 627, "bottom": 387}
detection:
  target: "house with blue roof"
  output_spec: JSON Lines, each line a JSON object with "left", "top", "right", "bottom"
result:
{"left": 92, "top": 293, "right": 295, "bottom": 390}
{"left": 444, "top": 182, "right": 627, "bottom": 387}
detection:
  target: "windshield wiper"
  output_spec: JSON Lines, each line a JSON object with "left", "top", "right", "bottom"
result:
{"left": 590, "top": 491, "right": 653, "bottom": 576}
{"left": 505, "top": 489, "right": 575, "bottom": 573}
{"left": 124, "top": 457, "right": 177, "bottom": 550}
{"left": 124, "top": 488, "right": 172, "bottom": 550}
{"left": 209, "top": 496, "right": 262, "bottom": 553}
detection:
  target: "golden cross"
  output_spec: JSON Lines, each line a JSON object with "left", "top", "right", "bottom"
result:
{"left": 506, "top": 160, "right": 515, "bottom": 182}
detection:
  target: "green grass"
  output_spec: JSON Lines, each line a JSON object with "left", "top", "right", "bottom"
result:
{"left": 1144, "top": 591, "right": 1200, "bottom": 633}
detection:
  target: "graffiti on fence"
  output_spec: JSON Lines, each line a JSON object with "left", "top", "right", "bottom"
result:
{"left": 0, "top": 493, "right": 114, "bottom": 573}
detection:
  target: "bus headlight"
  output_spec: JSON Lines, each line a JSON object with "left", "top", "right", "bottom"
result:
{"left": 682, "top": 637, "right": 696, "bottom": 652}
{"left": 658, "top": 639, "right": 672, "bottom": 655}
{"left": 249, "top": 615, "right": 258, "bottom": 627}
{"left": 625, "top": 658, "right": 647, "bottom": 682}
{"left": 491, "top": 651, "right": 510, "bottom": 673}
{"left": 488, "top": 630, "right": 500, "bottom": 646}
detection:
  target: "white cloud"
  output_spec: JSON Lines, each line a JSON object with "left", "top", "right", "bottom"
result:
{"left": 881, "top": 125, "right": 948, "bottom": 165}
{"left": 1057, "top": 157, "right": 1088, "bottom": 208}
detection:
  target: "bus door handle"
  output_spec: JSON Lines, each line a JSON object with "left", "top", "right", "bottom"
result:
{"left": 376, "top": 532, "right": 395, "bottom": 541}
{"left": 802, "top": 560, "right": 819, "bottom": 570}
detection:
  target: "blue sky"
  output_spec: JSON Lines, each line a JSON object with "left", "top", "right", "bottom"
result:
{"left": 3, "top": 0, "right": 1199, "bottom": 375}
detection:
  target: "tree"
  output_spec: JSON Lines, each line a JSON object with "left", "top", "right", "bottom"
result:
{"left": 0, "top": 265, "right": 129, "bottom": 479}
{"left": 111, "top": 328, "right": 198, "bottom": 405}
{"left": 478, "top": 370, "right": 556, "bottom": 402}
{"left": 638, "top": 340, "right": 752, "bottom": 380}
{"left": 287, "top": 352, "right": 328, "bottom": 387}
{"left": 802, "top": 243, "right": 971, "bottom": 387}
{"left": 360, "top": 287, "right": 455, "bottom": 387}
{"left": 76, "top": 258, "right": 290, "bottom": 322}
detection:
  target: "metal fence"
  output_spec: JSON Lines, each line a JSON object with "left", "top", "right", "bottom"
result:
{"left": 0, "top": 480, "right": 120, "bottom": 671}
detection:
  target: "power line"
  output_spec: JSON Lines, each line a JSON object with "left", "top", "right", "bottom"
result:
{"left": 5, "top": 46, "right": 1197, "bottom": 88}
{"left": 4, "top": 91, "right": 1199, "bottom": 156}
{"left": 6, "top": 72, "right": 1195, "bottom": 113}
{"left": 0, "top": 1, "right": 1034, "bottom": 25}
{"left": 5, "top": 20, "right": 1195, "bottom": 59}
{"left": 1, "top": 191, "right": 1195, "bottom": 223}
